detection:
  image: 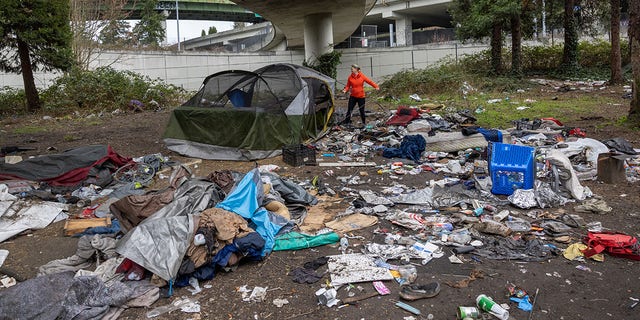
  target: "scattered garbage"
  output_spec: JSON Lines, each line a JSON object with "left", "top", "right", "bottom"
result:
{"left": 0, "top": 86, "right": 639, "bottom": 320}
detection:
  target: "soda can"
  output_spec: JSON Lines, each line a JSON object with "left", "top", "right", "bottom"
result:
{"left": 476, "top": 294, "right": 509, "bottom": 320}
{"left": 457, "top": 306, "right": 480, "bottom": 319}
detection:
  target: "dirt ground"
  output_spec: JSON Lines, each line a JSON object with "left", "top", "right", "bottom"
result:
{"left": 1, "top": 85, "right": 639, "bottom": 320}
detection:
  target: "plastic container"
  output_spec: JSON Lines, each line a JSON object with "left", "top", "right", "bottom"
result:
{"left": 282, "top": 144, "right": 316, "bottom": 167}
{"left": 489, "top": 143, "right": 535, "bottom": 195}
{"left": 398, "top": 264, "right": 417, "bottom": 284}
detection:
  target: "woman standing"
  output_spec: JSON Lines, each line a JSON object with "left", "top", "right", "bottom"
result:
{"left": 341, "top": 64, "right": 379, "bottom": 126}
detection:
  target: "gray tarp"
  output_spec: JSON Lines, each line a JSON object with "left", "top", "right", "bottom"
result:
{"left": 116, "top": 169, "right": 217, "bottom": 281}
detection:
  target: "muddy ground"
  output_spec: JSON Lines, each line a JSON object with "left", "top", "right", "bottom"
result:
{"left": 1, "top": 85, "right": 639, "bottom": 320}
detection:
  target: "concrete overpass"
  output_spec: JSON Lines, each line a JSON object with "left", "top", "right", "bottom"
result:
{"left": 363, "top": 0, "right": 452, "bottom": 46}
{"left": 180, "top": 22, "right": 276, "bottom": 52}
{"left": 125, "top": 0, "right": 264, "bottom": 23}
{"left": 126, "top": 0, "right": 453, "bottom": 59}
{"left": 232, "top": 0, "right": 378, "bottom": 63}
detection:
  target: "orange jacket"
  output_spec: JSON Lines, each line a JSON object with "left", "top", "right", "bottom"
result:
{"left": 344, "top": 72, "right": 379, "bottom": 98}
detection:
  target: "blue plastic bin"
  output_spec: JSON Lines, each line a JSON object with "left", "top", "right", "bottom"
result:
{"left": 489, "top": 143, "right": 535, "bottom": 195}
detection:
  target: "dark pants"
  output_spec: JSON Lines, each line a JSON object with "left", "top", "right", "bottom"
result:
{"left": 343, "top": 96, "right": 366, "bottom": 124}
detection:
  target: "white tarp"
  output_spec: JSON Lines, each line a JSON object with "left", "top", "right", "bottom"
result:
{"left": 0, "top": 200, "right": 68, "bottom": 243}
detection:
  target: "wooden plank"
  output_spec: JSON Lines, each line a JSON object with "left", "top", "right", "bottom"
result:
{"left": 64, "top": 216, "right": 111, "bottom": 236}
{"left": 156, "top": 159, "right": 203, "bottom": 175}
{"left": 318, "top": 162, "right": 377, "bottom": 167}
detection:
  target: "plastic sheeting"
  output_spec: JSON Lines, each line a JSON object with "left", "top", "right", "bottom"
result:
{"left": 0, "top": 200, "right": 68, "bottom": 243}
{"left": 545, "top": 150, "right": 592, "bottom": 200}
{"left": 216, "top": 168, "right": 289, "bottom": 256}
{"left": 116, "top": 175, "right": 216, "bottom": 281}
{"left": 473, "top": 237, "right": 554, "bottom": 262}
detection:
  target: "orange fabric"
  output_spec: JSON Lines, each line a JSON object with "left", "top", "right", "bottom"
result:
{"left": 344, "top": 72, "right": 379, "bottom": 98}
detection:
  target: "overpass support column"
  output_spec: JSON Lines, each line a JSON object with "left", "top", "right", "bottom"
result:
{"left": 395, "top": 14, "right": 413, "bottom": 47}
{"left": 303, "top": 13, "right": 333, "bottom": 64}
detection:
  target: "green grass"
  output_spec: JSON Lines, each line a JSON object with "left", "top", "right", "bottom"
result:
{"left": 13, "top": 125, "right": 47, "bottom": 134}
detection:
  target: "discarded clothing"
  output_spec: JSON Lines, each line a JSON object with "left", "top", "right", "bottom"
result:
{"left": 206, "top": 170, "right": 238, "bottom": 194}
{"left": 184, "top": 208, "right": 254, "bottom": 268}
{"left": 211, "top": 232, "right": 265, "bottom": 268}
{"left": 110, "top": 188, "right": 175, "bottom": 232}
{"left": 563, "top": 243, "right": 604, "bottom": 262}
{"left": 263, "top": 172, "right": 317, "bottom": 206}
{"left": 0, "top": 271, "right": 150, "bottom": 320}
{"left": 289, "top": 267, "right": 323, "bottom": 284}
{"left": 385, "top": 106, "right": 421, "bottom": 126}
{"left": 39, "top": 234, "right": 118, "bottom": 276}
{"left": 574, "top": 198, "right": 612, "bottom": 214}
{"left": 382, "top": 135, "right": 426, "bottom": 163}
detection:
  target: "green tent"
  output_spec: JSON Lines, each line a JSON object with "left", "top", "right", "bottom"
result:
{"left": 164, "top": 63, "right": 335, "bottom": 160}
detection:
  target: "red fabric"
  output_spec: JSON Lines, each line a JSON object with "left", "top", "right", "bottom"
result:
{"left": 43, "top": 146, "right": 130, "bottom": 186}
{"left": 386, "top": 106, "right": 421, "bottom": 126}
{"left": 343, "top": 72, "right": 379, "bottom": 98}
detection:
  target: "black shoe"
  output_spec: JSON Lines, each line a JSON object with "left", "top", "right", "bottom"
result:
{"left": 399, "top": 282, "right": 441, "bottom": 301}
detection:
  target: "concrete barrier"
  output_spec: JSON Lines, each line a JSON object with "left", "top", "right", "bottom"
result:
{"left": 0, "top": 43, "right": 487, "bottom": 91}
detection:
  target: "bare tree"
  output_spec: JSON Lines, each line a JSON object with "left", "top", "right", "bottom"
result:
{"left": 70, "top": 0, "right": 130, "bottom": 70}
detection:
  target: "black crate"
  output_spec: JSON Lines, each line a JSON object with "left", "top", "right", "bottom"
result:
{"left": 282, "top": 144, "right": 316, "bottom": 167}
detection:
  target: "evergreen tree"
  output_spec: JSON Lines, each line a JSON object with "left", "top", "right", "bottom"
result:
{"left": 0, "top": 0, "right": 73, "bottom": 111}
{"left": 208, "top": 26, "right": 217, "bottom": 34}
{"left": 100, "top": 20, "right": 131, "bottom": 47}
{"left": 132, "top": 0, "right": 166, "bottom": 47}
{"left": 450, "top": 0, "right": 519, "bottom": 74}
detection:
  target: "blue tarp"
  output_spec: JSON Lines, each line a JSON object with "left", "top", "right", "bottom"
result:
{"left": 216, "top": 168, "right": 287, "bottom": 256}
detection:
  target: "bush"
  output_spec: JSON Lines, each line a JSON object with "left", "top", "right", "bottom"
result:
{"left": 521, "top": 44, "right": 564, "bottom": 72}
{"left": 41, "top": 67, "right": 188, "bottom": 115}
{"left": 0, "top": 87, "right": 27, "bottom": 116}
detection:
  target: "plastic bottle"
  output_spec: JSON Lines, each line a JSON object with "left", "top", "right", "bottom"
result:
{"left": 476, "top": 294, "right": 509, "bottom": 320}
{"left": 339, "top": 237, "right": 349, "bottom": 252}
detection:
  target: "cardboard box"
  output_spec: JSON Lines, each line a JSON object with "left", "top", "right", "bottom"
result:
{"left": 597, "top": 153, "right": 627, "bottom": 184}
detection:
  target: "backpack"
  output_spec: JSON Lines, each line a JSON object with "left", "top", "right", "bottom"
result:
{"left": 582, "top": 231, "right": 640, "bottom": 261}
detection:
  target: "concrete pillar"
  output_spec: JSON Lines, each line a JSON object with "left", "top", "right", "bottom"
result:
{"left": 303, "top": 12, "right": 333, "bottom": 64}
{"left": 395, "top": 15, "right": 413, "bottom": 47}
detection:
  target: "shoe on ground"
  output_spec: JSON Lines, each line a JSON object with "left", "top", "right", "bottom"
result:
{"left": 399, "top": 282, "right": 441, "bottom": 301}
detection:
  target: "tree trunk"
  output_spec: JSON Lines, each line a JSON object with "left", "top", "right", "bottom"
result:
{"left": 511, "top": 14, "right": 522, "bottom": 75}
{"left": 491, "top": 22, "right": 503, "bottom": 74}
{"left": 562, "top": 0, "right": 579, "bottom": 70}
{"left": 610, "top": 0, "right": 623, "bottom": 84}
{"left": 628, "top": 0, "right": 640, "bottom": 123}
{"left": 17, "top": 39, "right": 41, "bottom": 111}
